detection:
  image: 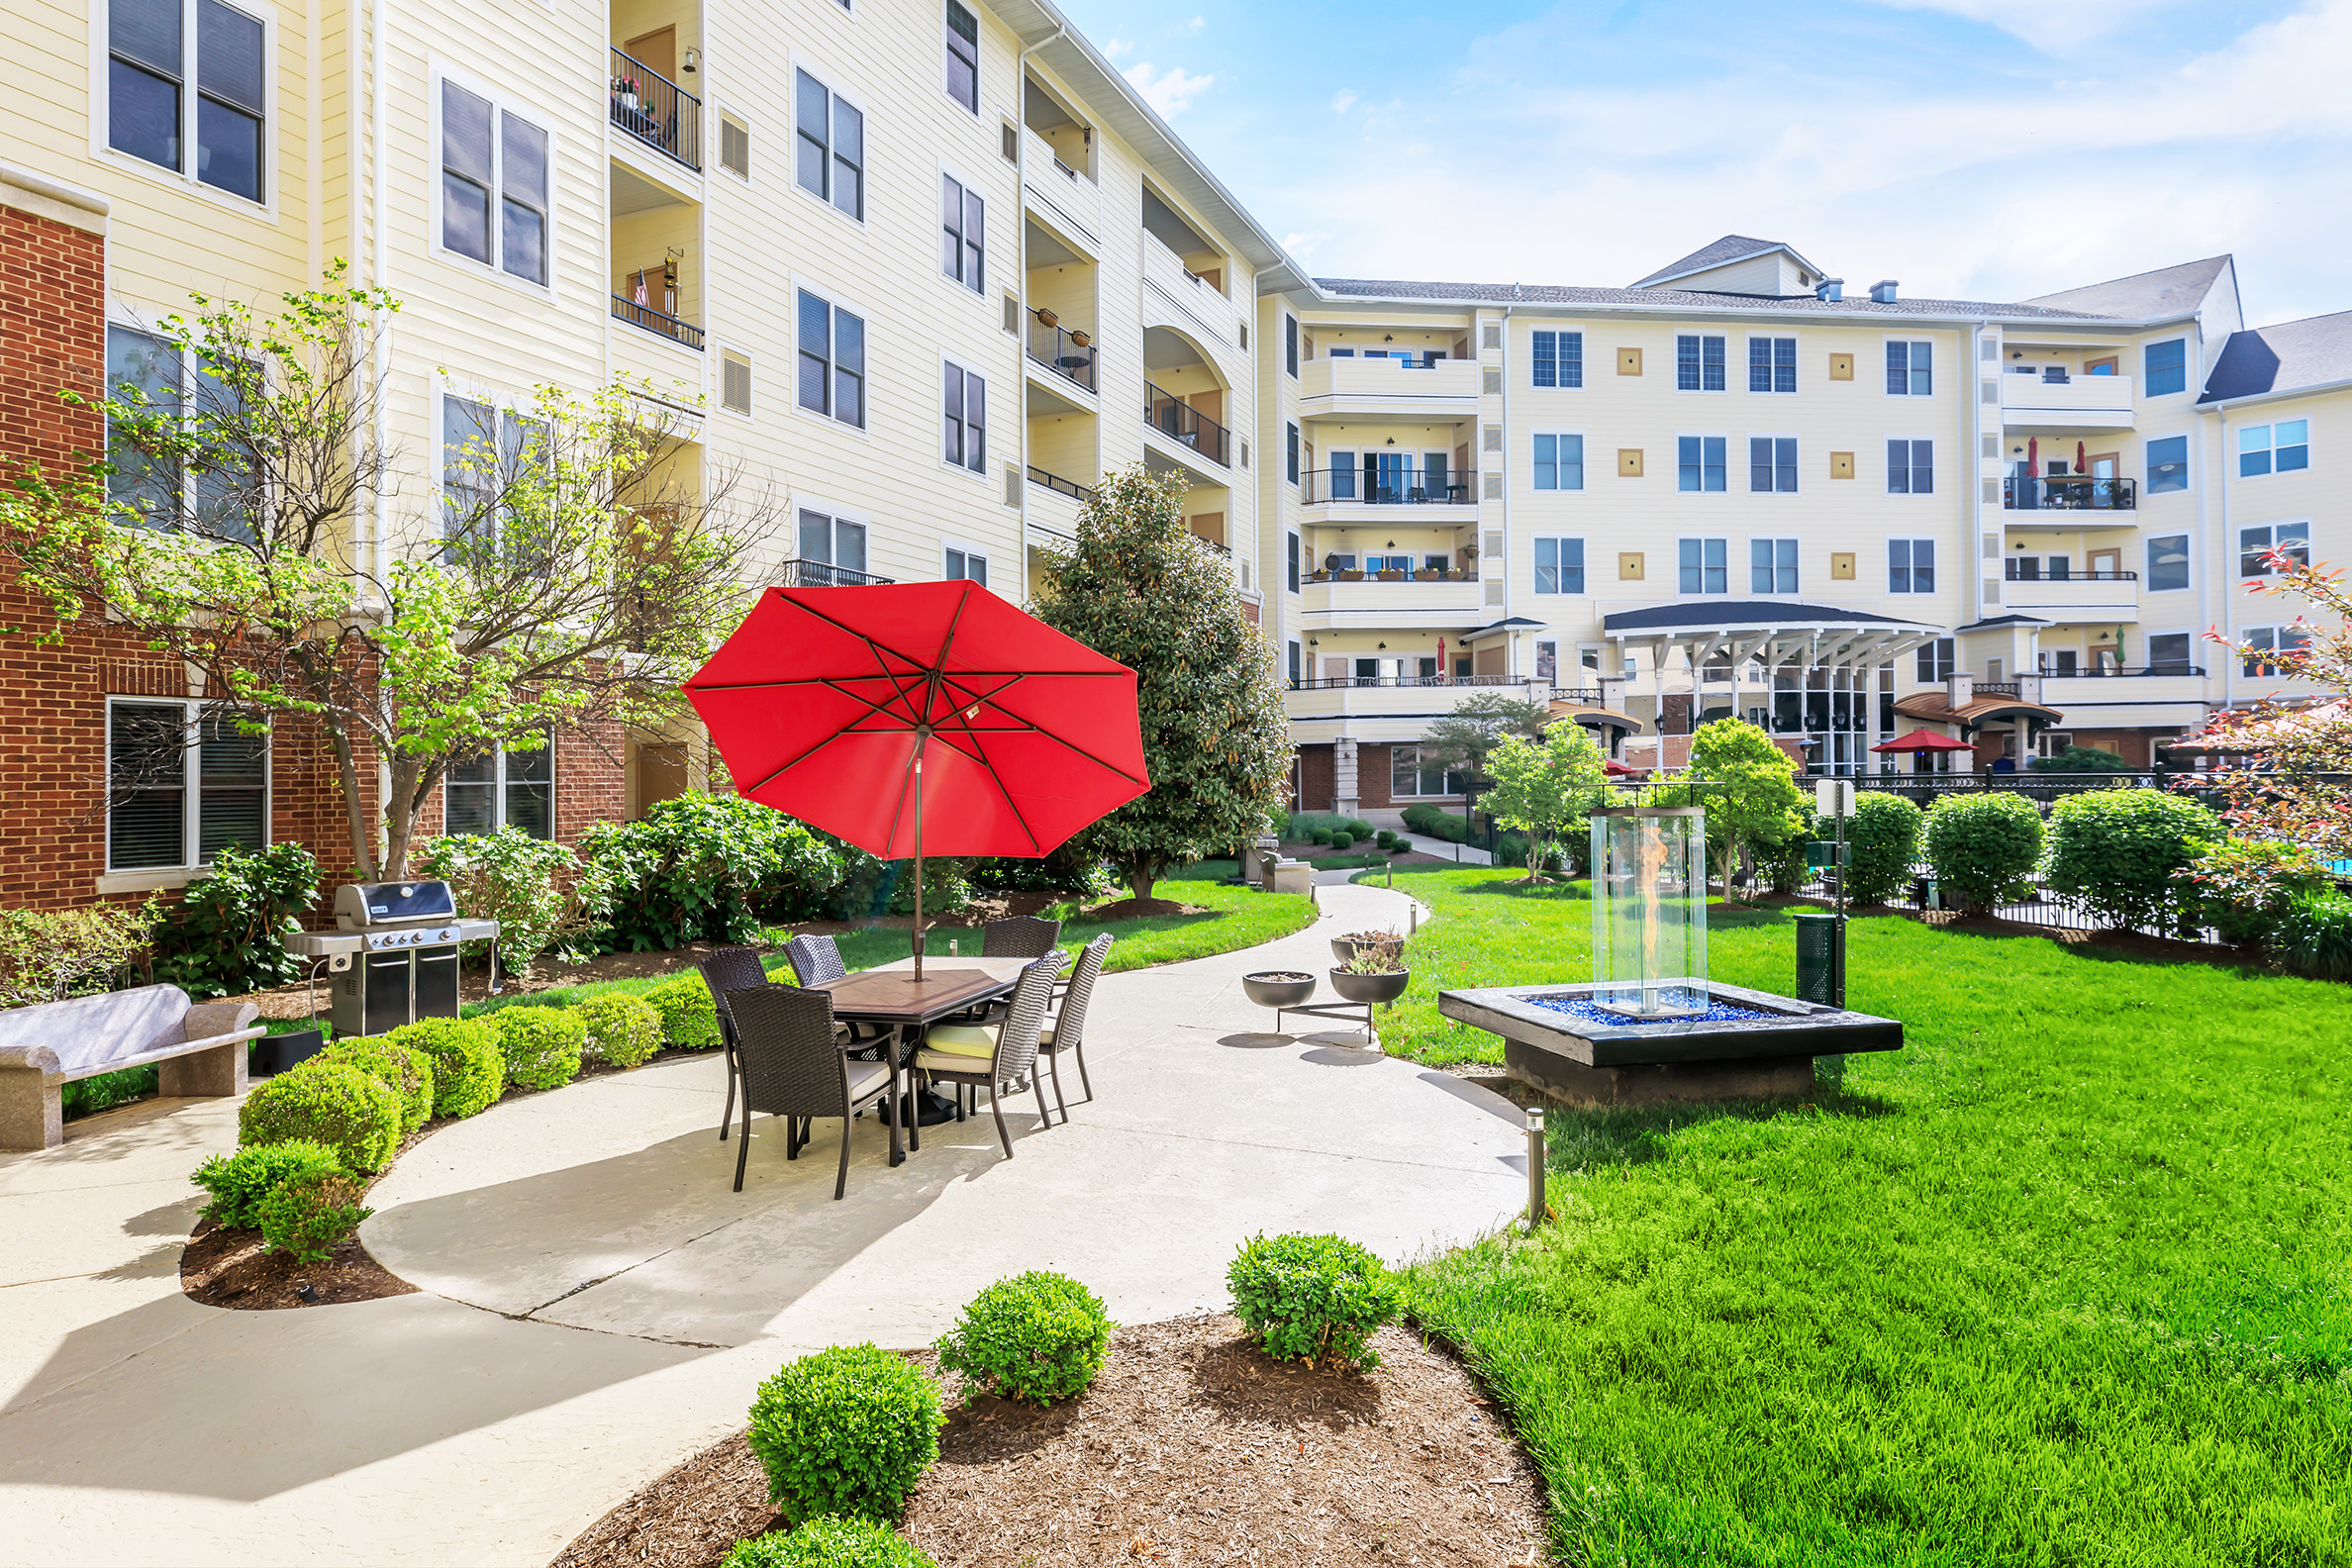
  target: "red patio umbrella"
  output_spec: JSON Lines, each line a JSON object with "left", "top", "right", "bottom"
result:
{"left": 683, "top": 580, "right": 1149, "bottom": 976}
{"left": 1603, "top": 758, "right": 1640, "bottom": 777}
{"left": 1872, "top": 729, "right": 1974, "bottom": 753}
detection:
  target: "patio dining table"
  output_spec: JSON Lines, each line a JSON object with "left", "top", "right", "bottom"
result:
{"left": 807, "top": 954, "right": 1030, "bottom": 1166}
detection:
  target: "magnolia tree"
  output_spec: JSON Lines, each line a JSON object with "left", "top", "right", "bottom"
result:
{"left": 1030, "top": 464, "right": 1292, "bottom": 905}
{"left": 2191, "top": 554, "right": 2352, "bottom": 858}
{"left": 0, "top": 269, "right": 772, "bottom": 880}
{"left": 1482, "top": 719, "right": 1610, "bottom": 882}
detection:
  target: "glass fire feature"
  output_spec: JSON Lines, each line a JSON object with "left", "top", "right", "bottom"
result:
{"left": 1590, "top": 805, "right": 1710, "bottom": 1019}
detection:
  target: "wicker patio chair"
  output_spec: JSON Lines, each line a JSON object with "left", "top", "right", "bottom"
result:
{"left": 915, "top": 950, "right": 1063, "bottom": 1159}
{"left": 695, "top": 945, "right": 768, "bottom": 1143}
{"left": 1037, "top": 931, "right": 1112, "bottom": 1120}
{"left": 724, "top": 983, "right": 896, "bottom": 1199}
{"left": 783, "top": 932, "right": 847, "bottom": 985}
{"left": 981, "top": 916, "right": 1062, "bottom": 957}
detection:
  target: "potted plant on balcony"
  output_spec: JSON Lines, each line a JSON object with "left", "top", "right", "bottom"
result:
{"left": 1069, "top": 330, "right": 1090, "bottom": 347}
{"left": 1328, "top": 931, "right": 1409, "bottom": 1006}
{"left": 1035, "top": 307, "right": 1059, "bottom": 329}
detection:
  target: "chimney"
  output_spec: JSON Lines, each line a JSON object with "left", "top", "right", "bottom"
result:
{"left": 1869, "top": 279, "right": 1900, "bottom": 304}
{"left": 1814, "top": 277, "right": 1844, "bottom": 302}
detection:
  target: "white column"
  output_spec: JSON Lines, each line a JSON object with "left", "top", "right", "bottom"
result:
{"left": 1333, "top": 736, "right": 1360, "bottom": 817}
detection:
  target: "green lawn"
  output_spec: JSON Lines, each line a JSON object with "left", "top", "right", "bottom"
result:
{"left": 1371, "top": 866, "right": 2352, "bottom": 1566}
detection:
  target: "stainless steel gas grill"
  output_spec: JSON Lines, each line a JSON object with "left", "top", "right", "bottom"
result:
{"left": 285, "top": 880, "right": 500, "bottom": 1036}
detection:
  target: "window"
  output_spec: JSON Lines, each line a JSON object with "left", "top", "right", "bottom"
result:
{"left": 1750, "top": 538, "right": 1798, "bottom": 594}
{"left": 1676, "top": 334, "right": 1725, "bottom": 392}
{"left": 796, "top": 289, "right": 865, "bottom": 428}
{"left": 1887, "top": 439, "right": 1933, "bottom": 494}
{"left": 1533, "top": 433, "right": 1585, "bottom": 491}
{"left": 1888, "top": 538, "right": 1935, "bottom": 594}
{"left": 1285, "top": 316, "right": 1298, "bottom": 378}
{"left": 440, "top": 395, "right": 546, "bottom": 560}
{"left": 1287, "top": 639, "right": 1301, "bottom": 687}
{"left": 1886, "top": 340, "right": 1931, "bottom": 395}
{"left": 1532, "top": 537, "right": 1585, "bottom": 595}
{"left": 1286, "top": 422, "right": 1299, "bottom": 484}
{"left": 445, "top": 734, "right": 552, "bottom": 839}
{"left": 1678, "top": 537, "right": 1727, "bottom": 595}
{"left": 1286, "top": 532, "right": 1299, "bottom": 593}
{"left": 720, "top": 349, "right": 752, "bottom": 416}
{"left": 2146, "top": 534, "right": 2190, "bottom": 592}
{"left": 439, "top": 81, "right": 548, "bottom": 285}
{"left": 1533, "top": 330, "right": 1584, "bottom": 389}
{"left": 2239, "top": 521, "right": 2310, "bottom": 577}
{"left": 2146, "top": 435, "right": 2189, "bottom": 494}
{"left": 938, "top": 172, "right": 984, "bottom": 291}
{"left": 2241, "top": 624, "right": 2311, "bottom": 677}
{"left": 943, "top": 544, "right": 987, "bottom": 585}
{"left": 943, "top": 0, "right": 979, "bottom": 113}
{"left": 719, "top": 112, "right": 750, "bottom": 179}
{"left": 941, "top": 361, "right": 986, "bottom": 473}
{"left": 1677, "top": 436, "right": 1726, "bottom": 493}
{"left": 2239, "top": 420, "right": 2309, "bottom": 477}
{"left": 1390, "top": 744, "right": 1467, "bottom": 798}
{"left": 795, "top": 68, "right": 864, "bottom": 220}
{"left": 105, "top": 325, "right": 257, "bottom": 541}
{"left": 798, "top": 509, "right": 868, "bottom": 578}
{"left": 2144, "top": 339, "right": 2187, "bottom": 397}
{"left": 1914, "top": 637, "right": 1954, "bottom": 682}
{"left": 2147, "top": 633, "right": 2194, "bottom": 675}
{"left": 109, "top": 0, "right": 267, "bottom": 202}
{"left": 106, "top": 700, "right": 267, "bottom": 871}
{"left": 1748, "top": 337, "right": 1796, "bottom": 394}
{"left": 1749, "top": 436, "right": 1798, "bottom": 493}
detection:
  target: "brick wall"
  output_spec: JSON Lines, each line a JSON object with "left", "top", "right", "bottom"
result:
{"left": 1355, "top": 742, "right": 1393, "bottom": 809}
{"left": 1297, "top": 743, "right": 1334, "bottom": 811}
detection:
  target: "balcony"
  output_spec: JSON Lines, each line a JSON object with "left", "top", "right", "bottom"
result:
{"left": 1027, "top": 465, "right": 1094, "bottom": 504}
{"left": 610, "top": 48, "right": 700, "bottom": 171}
{"left": 1999, "top": 565, "right": 2140, "bottom": 620}
{"left": 1299, "top": 571, "right": 1485, "bottom": 627}
{"left": 1142, "top": 232, "right": 1237, "bottom": 348}
{"left": 1144, "top": 380, "right": 1229, "bottom": 467}
{"left": 612, "top": 294, "right": 704, "bottom": 350}
{"left": 2005, "top": 475, "right": 2137, "bottom": 513}
{"left": 778, "top": 559, "right": 894, "bottom": 587}
{"left": 2000, "top": 369, "right": 2134, "bottom": 430}
{"left": 1286, "top": 675, "right": 1556, "bottom": 731}
{"left": 1300, "top": 465, "right": 1474, "bottom": 507}
{"left": 1299, "top": 353, "right": 1481, "bottom": 420}
{"left": 1027, "top": 312, "right": 1095, "bottom": 394}
{"left": 1021, "top": 126, "right": 1099, "bottom": 249}
{"left": 2040, "top": 666, "right": 2209, "bottom": 724}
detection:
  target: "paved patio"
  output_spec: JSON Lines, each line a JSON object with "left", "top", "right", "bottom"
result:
{"left": 0, "top": 883, "right": 1525, "bottom": 1567}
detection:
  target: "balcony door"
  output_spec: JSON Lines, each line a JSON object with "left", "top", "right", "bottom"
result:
{"left": 626, "top": 26, "right": 676, "bottom": 79}
{"left": 2088, "top": 547, "right": 2120, "bottom": 577}
{"left": 1365, "top": 450, "right": 1408, "bottom": 503}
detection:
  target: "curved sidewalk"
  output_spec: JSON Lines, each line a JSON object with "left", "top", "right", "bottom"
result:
{"left": 0, "top": 883, "right": 1524, "bottom": 1567}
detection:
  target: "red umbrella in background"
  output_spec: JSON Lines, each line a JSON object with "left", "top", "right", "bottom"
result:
{"left": 684, "top": 580, "right": 1148, "bottom": 976}
{"left": 2076, "top": 441, "right": 2088, "bottom": 476}
{"left": 2027, "top": 436, "right": 2039, "bottom": 475}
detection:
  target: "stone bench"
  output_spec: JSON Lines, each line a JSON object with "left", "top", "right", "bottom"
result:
{"left": 0, "top": 985, "right": 264, "bottom": 1150}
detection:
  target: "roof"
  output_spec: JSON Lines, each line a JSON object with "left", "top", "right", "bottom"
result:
{"left": 1629, "top": 235, "right": 1825, "bottom": 291}
{"left": 2020, "top": 256, "right": 2230, "bottom": 320}
{"left": 1956, "top": 614, "right": 2052, "bottom": 632}
{"left": 1603, "top": 601, "right": 1927, "bottom": 634}
{"left": 1311, "top": 276, "right": 2112, "bottom": 322}
{"left": 1895, "top": 692, "right": 2064, "bottom": 727}
{"left": 2198, "top": 310, "right": 2352, "bottom": 404}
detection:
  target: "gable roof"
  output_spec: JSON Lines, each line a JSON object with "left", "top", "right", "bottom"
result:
{"left": 2199, "top": 310, "right": 2352, "bottom": 404}
{"left": 2020, "top": 256, "right": 2230, "bottom": 320}
{"left": 1629, "top": 235, "right": 1824, "bottom": 291}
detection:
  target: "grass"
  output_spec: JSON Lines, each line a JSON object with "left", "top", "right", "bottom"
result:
{"left": 1368, "top": 866, "right": 2352, "bottom": 1566}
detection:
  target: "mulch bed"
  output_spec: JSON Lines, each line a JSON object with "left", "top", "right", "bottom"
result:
{"left": 553, "top": 1315, "right": 1547, "bottom": 1568}
{"left": 180, "top": 1215, "right": 418, "bottom": 1310}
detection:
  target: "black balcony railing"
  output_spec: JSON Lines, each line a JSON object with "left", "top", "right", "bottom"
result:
{"left": 2003, "top": 562, "right": 2139, "bottom": 582}
{"left": 1300, "top": 465, "right": 1474, "bottom": 505}
{"left": 2005, "top": 475, "right": 2137, "bottom": 511}
{"left": 611, "top": 294, "right": 705, "bottom": 349}
{"left": 1292, "top": 674, "right": 1519, "bottom": 690}
{"left": 1304, "top": 566, "right": 1477, "bottom": 584}
{"left": 1027, "top": 465, "right": 1095, "bottom": 503}
{"left": 610, "top": 48, "right": 701, "bottom": 170}
{"left": 779, "top": 558, "right": 894, "bottom": 587}
{"left": 1144, "top": 380, "right": 1229, "bottom": 465}
{"left": 2042, "top": 663, "right": 2205, "bottom": 679}
{"left": 1027, "top": 314, "right": 1095, "bottom": 392}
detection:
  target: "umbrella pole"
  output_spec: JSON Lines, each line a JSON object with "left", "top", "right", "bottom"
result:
{"left": 913, "top": 743, "right": 925, "bottom": 981}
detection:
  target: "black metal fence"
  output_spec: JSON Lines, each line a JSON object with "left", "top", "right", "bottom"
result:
{"left": 1770, "top": 864, "right": 2226, "bottom": 944}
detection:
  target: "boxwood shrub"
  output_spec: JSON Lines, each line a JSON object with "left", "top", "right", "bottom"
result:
{"left": 1227, "top": 1231, "right": 1401, "bottom": 1374}
{"left": 746, "top": 1343, "right": 945, "bottom": 1525}
{"left": 644, "top": 973, "right": 723, "bottom": 1050}
{"left": 724, "top": 1519, "right": 934, "bottom": 1568}
{"left": 191, "top": 1138, "right": 343, "bottom": 1228}
{"left": 1922, "top": 793, "right": 2044, "bottom": 914}
{"left": 239, "top": 1061, "right": 402, "bottom": 1173}
{"left": 576, "top": 991, "right": 664, "bottom": 1068}
{"left": 934, "top": 1270, "right": 1114, "bottom": 1409}
{"left": 1845, "top": 792, "right": 1925, "bottom": 906}
{"left": 316, "top": 1036, "right": 435, "bottom": 1134}
{"left": 2044, "top": 788, "right": 2219, "bottom": 931}
{"left": 387, "top": 1016, "right": 505, "bottom": 1119}
{"left": 253, "top": 1169, "right": 373, "bottom": 1264}
{"left": 490, "top": 1005, "right": 587, "bottom": 1091}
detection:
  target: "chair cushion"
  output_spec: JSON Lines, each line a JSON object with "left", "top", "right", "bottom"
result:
{"left": 924, "top": 1024, "right": 998, "bottom": 1057}
{"left": 844, "top": 1059, "right": 891, "bottom": 1100}
{"left": 1037, "top": 1024, "right": 1055, "bottom": 1047}
{"left": 914, "top": 1049, "right": 990, "bottom": 1077}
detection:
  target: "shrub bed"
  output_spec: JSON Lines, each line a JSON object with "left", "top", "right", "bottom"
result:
{"left": 576, "top": 992, "right": 663, "bottom": 1068}
{"left": 239, "top": 1061, "right": 403, "bottom": 1173}
{"left": 1922, "top": 793, "right": 2043, "bottom": 913}
{"left": 724, "top": 1519, "right": 934, "bottom": 1568}
{"left": 254, "top": 1169, "right": 373, "bottom": 1263}
{"left": 934, "top": 1271, "right": 1114, "bottom": 1409}
{"left": 746, "top": 1344, "right": 945, "bottom": 1526}
{"left": 2044, "top": 788, "right": 2218, "bottom": 931}
{"left": 316, "top": 1036, "right": 435, "bottom": 1134}
{"left": 192, "top": 1139, "right": 343, "bottom": 1228}
{"left": 491, "top": 1005, "right": 587, "bottom": 1091}
{"left": 1227, "top": 1231, "right": 1401, "bottom": 1374}
{"left": 644, "top": 973, "right": 723, "bottom": 1050}
{"left": 389, "top": 1016, "right": 505, "bottom": 1118}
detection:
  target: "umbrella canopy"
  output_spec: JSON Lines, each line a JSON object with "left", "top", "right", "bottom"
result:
{"left": 2076, "top": 440, "right": 2088, "bottom": 475}
{"left": 684, "top": 580, "right": 1148, "bottom": 973}
{"left": 1603, "top": 758, "right": 1640, "bottom": 777}
{"left": 1873, "top": 728, "right": 1975, "bottom": 753}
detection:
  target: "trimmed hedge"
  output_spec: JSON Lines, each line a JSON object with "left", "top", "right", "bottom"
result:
{"left": 1922, "top": 793, "right": 2044, "bottom": 914}
{"left": 934, "top": 1271, "right": 1114, "bottom": 1409}
{"left": 576, "top": 991, "right": 663, "bottom": 1068}
{"left": 192, "top": 1139, "right": 343, "bottom": 1227}
{"left": 1227, "top": 1231, "right": 1401, "bottom": 1374}
{"left": 1846, "top": 793, "right": 1925, "bottom": 906}
{"left": 254, "top": 1170, "right": 373, "bottom": 1263}
{"left": 2044, "top": 789, "right": 2219, "bottom": 931}
{"left": 644, "top": 972, "right": 723, "bottom": 1050}
{"left": 317, "top": 1036, "right": 435, "bottom": 1134}
{"left": 388, "top": 1016, "right": 505, "bottom": 1119}
{"left": 747, "top": 1344, "right": 945, "bottom": 1526}
{"left": 724, "top": 1519, "right": 934, "bottom": 1568}
{"left": 490, "top": 1005, "right": 587, "bottom": 1091}
{"left": 239, "top": 1061, "right": 403, "bottom": 1173}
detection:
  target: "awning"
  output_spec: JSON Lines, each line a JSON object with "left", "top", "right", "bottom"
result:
{"left": 1601, "top": 600, "right": 1942, "bottom": 674}
{"left": 1873, "top": 728, "right": 1974, "bottom": 753}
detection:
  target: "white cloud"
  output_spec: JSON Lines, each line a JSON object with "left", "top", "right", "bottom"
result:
{"left": 1102, "top": 38, "right": 1132, "bottom": 59}
{"left": 1125, "top": 61, "right": 1217, "bottom": 117}
{"left": 1866, "top": 0, "right": 2179, "bottom": 51}
{"left": 1330, "top": 88, "right": 1359, "bottom": 113}
{"left": 1180, "top": 13, "right": 1205, "bottom": 32}
{"left": 1282, "top": 232, "right": 1326, "bottom": 256}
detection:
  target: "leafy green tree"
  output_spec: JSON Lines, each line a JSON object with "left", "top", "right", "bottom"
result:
{"left": 0, "top": 267, "right": 772, "bottom": 879}
{"left": 1483, "top": 720, "right": 1609, "bottom": 882}
{"left": 1678, "top": 718, "right": 1804, "bottom": 902}
{"left": 1029, "top": 464, "right": 1291, "bottom": 905}
{"left": 1418, "top": 692, "right": 1553, "bottom": 785}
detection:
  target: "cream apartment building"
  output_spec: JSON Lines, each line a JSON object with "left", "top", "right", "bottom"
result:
{"left": 2, "top": 0, "right": 1293, "bottom": 904}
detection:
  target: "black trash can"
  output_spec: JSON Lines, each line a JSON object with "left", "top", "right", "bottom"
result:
{"left": 1794, "top": 913, "right": 1845, "bottom": 1007}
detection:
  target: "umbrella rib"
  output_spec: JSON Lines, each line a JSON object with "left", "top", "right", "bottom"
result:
{"left": 736, "top": 671, "right": 931, "bottom": 795}
{"left": 933, "top": 682, "right": 1049, "bottom": 856}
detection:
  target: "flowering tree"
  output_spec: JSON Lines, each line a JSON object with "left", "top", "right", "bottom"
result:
{"left": 2188, "top": 554, "right": 2352, "bottom": 858}
{"left": 0, "top": 269, "right": 773, "bottom": 880}
{"left": 1482, "top": 720, "right": 1609, "bottom": 882}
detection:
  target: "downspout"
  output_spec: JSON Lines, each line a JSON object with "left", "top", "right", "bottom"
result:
{"left": 1499, "top": 292, "right": 1514, "bottom": 677}
{"left": 1015, "top": 23, "right": 1065, "bottom": 604}
{"left": 368, "top": 0, "right": 392, "bottom": 868}
{"left": 2207, "top": 393, "right": 2228, "bottom": 714}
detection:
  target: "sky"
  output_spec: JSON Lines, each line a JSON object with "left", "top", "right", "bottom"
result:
{"left": 1052, "top": 0, "right": 2352, "bottom": 326}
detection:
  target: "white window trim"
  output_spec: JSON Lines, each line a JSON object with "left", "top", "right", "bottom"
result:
{"left": 89, "top": 0, "right": 280, "bottom": 220}
{"left": 1886, "top": 434, "right": 1936, "bottom": 496}
{"left": 1883, "top": 337, "right": 1934, "bottom": 397}
{"left": 1676, "top": 535, "right": 1730, "bottom": 596}
{"left": 1747, "top": 536, "right": 1802, "bottom": 595}
{"left": 2143, "top": 533, "right": 2193, "bottom": 594}
{"left": 429, "top": 60, "right": 558, "bottom": 300}
{"left": 717, "top": 344, "right": 754, "bottom": 420}
{"left": 1530, "top": 327, "right": 1586, "bottom": 391}
{"left": 791, "top": 54, "right": 870, "bottom": 230}
{"left": 2144, "top": 432, "right": 2193, "bottom": 495}
{"left": 790, "top": 274, "right": 874, "bottom": 439}
{"left": 104, "top": 314, "right": 273, "bottom": 538}
{"left": 2144, "top": 629, "right": 2197, "bottom": 672}
{"left": 1887, "top": 537, "right": 1937, "bottom": 595}
{"left": 1531, "top": 431, "right": 1586, "bottom": 493}
{"left": 1674, "top": 432, "right": 1730, "bottom": 494}
{"left": 715, "top": 103, "right": 752, "bottom": 183}
{"left": 442, "top": 735, "right": 556, "bottom": 838}
{"left": 940, "top": 538, "right": 991, "bottom": 585}
{"left": 103, "top": 695, "right": 271, "bottom": 875}
{"left": 433, "top": 374, "right": 554, "bottom": 553}
{"left": 936, "top": 158, "right": 989, "bottom": 298}
{"left": 2235, "top": 418, "right": 2314, "bottom": 479}
{"left": 1674, "top": 334, "right": 1729, "bottom": 394}
{"left": 1530, "top": 535, "right": 1586, "bottom": 596}
{"left": 2142, "top": 338, "right": 2191, "bottom": 397}
{"left": 1745, "top": 335, "right": 1798, "bottom": 395}
{"left": 942, "top": 0, "right": 981, "bottom": 116}
{"left": 1746, "top": 433, "right": 1801, "bottom": 495}
{"left": 793, "top": 495, "right": 875, "bottom": 579}
{"left": 939, "top": 350, "right": 989, "bottom": 479}
{"left": 2235, "top": 518, "right": 2311, "bottom": 578}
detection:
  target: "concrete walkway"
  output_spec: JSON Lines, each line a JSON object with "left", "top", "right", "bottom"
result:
{"left": 0, "top": 884, "right": 1523, "bottom": 1568}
